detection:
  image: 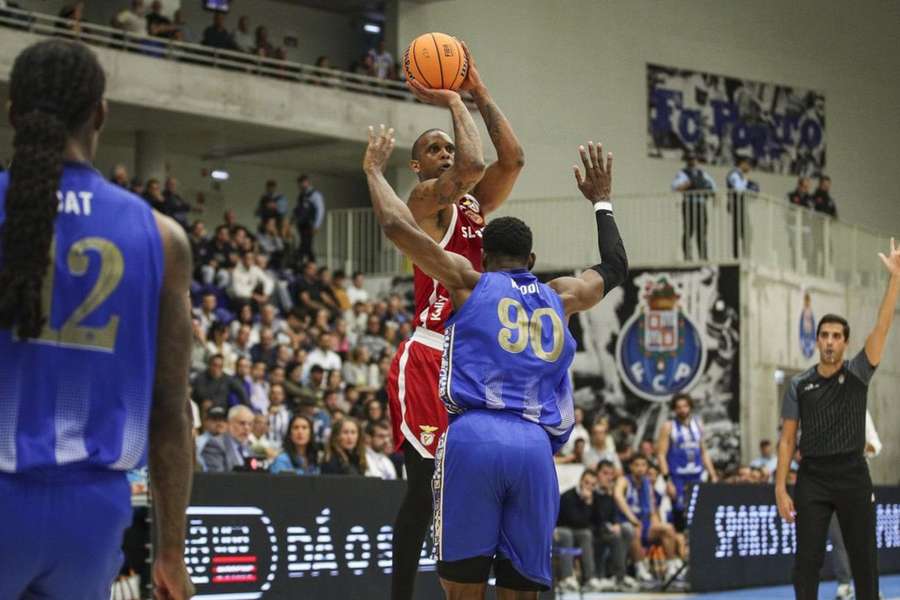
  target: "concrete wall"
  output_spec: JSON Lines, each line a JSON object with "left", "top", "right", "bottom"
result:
{"left": 395, "top": 0, "right": 900, "bottom": 235}
{"left": 742, "top": 265, "right": 900, "bottom": 484}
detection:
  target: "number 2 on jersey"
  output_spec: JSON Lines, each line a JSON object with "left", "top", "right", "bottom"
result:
{"left": 496, "top": 298, "right": 564, "bottom": 362}
{"left": 31, "top": 236, "right": 124, "bottom": 352}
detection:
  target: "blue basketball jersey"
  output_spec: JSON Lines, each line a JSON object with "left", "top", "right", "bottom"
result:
{"left": 666, "top": 417, "right": 704, "bottom": 477}
{"left": 619, "top": 475, "right": 653, "bottom": 525}
{"left": 0, "top": 162, "right": 163, "bottom": 473}
{"left": 438, "top": 269, "right": 576, "bottom": 452}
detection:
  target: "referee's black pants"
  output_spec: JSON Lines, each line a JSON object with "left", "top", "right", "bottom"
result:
{"left": 793, "top": 453, "right": 879, "bottom": 600}
{"left": 391, "top": 442, "right": 435, "bottom": 600}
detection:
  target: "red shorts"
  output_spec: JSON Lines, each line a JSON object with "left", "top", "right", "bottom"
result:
{"left": 387, "top": 328, "right": 448, "bottom": 459}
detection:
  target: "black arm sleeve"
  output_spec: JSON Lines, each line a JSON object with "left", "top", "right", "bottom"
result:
{"left": 589, "top": 208, "right": 628, "bottom": 295}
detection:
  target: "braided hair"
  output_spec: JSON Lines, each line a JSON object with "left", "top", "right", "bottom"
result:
{"left": 0, "top": 40, "right": 105, "bottom": 338}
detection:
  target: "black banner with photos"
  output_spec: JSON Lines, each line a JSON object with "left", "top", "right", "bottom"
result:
{"left": 688, "top": 483, "right": 900, "bottom": 592}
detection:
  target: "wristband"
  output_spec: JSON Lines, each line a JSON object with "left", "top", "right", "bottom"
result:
{"left": 594, "top": 201, "right": 613, "bottom": 213}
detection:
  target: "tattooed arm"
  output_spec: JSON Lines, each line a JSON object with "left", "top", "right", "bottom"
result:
{"left": 406, "top": 81, "right": 486, "bottom": 223}
{"left": 462, "top": 42, "right": 524, "bottom": 215}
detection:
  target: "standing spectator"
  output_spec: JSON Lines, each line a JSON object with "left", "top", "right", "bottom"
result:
{"left": 726, "top": 155, "right": 756, "bottom": 259}
{"left": 257, "top": 180, "right": 285, "bottom": 224}
{"left": 192, "top": 354, "right": 248, "bottom": 410}
{"left": 57, "top": 2, "right": 84, "bottom": 35}
{"left": 163, "top": 177, "right": 191, "bottom": 228}
{"left": 369, "top": 39, "right": 394, "bottom": 80}
{"left": 583, "top": 419, "right": 621, "bottom": 472}
{"left": 203, "top": 225, "right": 236, "bottom": 287}
{"left": 112, "top": 0, "right": 147, "bottom": 36}
{"left": 596, "top": 460, "right": 638, "bottom": 590}
{"left": 172, "top": 9, "right": 194, "bottom": 42}
{"left": 303, "top": 333, "right": 343, "bottom": 381}
{"left": 188, "top": 221, "right": 210, "bottom": 273}
{"left": 254, "top": 25, "right": 275, "bottom": 57}
{"left": 812, "top": 175, "right": 838, "bottom": 217}
{"left": 787, "top": 176, "right": 814, "bottom": 209}
{"left": 292, "top": 175, "right": 323, "bottom": 263}
{"left": 558, "top": 406, "right": 590, "bottom": 459}
{"left": 266, "top": 384, "right": 291, "bottom": 447}
{"left": 270, "top": 415, "right": 320, "bottom": 475}
{"left": 142, "top": 178, "right": 166, "bottom": 212}
{"left": 145, "top": 0, "right": 177, "bottom": 38}
{"left": 201, "top": 405, "right": 254, "bottom": 472}
{"left": 347, "top": 272, "right": 369, "bottom": 305}
{"left": 202, "top": 12, "right": 238, "bottom": 51}
{"left": 321, "top": 418, "right": 367, "bottom": 475}
{"left": 352, "top": 52, "right": 376, "bottom": 77}
{"left": 556, "top": 469, "right": 617, "bottom": 593}
{"left": 749, "top": 439, "right": 777, "bottom": 477}
{"left": 110, "top": 164, "right": 129, "bottom": 188}
{"left": 257, "top": 217, "right": 285, "bottom": 269}
{"left": 365, "top": 421, "right": 398, "bottom": 479}
{"left": 231, "top": 15, "right": 253, "bottom": 52}
{"left": 671, "top": 151, "right": 715, "bottom": 261}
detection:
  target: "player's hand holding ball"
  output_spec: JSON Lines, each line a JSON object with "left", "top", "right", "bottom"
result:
{"left": 403, "top": 32, "right": 468, "bottom": 106}
{"left": 363, "top": 124, "right": 396, "bottom": 174}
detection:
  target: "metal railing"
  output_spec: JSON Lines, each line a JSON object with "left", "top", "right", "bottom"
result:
{"left": 316, "top": 191, "right": 895, "bottom": 287}
{"left": 0, "top": 6, "right": 415, "bottom": 101}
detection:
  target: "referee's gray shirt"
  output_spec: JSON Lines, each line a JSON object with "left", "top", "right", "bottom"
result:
{"left": 781, "top": 349, "right": 876, "bottom": 457}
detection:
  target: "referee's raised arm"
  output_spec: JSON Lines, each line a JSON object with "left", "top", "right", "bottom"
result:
{"left": 865, "top": 237, "right": 900, "bottom": 366}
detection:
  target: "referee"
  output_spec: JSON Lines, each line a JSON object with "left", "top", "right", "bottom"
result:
{"left": 775, "top": 238, "right": 900, "bottom": 600}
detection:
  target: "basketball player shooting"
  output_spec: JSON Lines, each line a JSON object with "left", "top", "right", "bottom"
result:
{"left": 0, "top": 40, "right": 194, "bottom": 600}
{"left": 389, "top": 43, "right": 525, "bottom": 600}
{"left": 366, "top": 125, "right": 627, "bottom": 599}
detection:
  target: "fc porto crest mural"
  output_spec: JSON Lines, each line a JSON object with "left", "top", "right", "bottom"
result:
{"left": 553, "top": 265, "right": 741, "bottom": 470}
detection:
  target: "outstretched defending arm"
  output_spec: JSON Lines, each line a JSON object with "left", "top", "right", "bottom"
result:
{"left": 364, "top": 125, "right": 481, "bottom": 294}
{"left": 461, "top": 42, "right": 524, "bottom": 215}
{"left": 864, "top": 238, "right": 900, "bottom": 366}
{"left": 549, "top": 142, "right": 628, "bottom": 316}
{"left": 406, "top": 82, "right": 486, "bottom": 222}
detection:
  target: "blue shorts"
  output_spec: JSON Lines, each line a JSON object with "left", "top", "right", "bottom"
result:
{"left": 671, "top": 473, "right": 702, "bottom": 511}
{"left": 433, "top": 410, "right": 558, "bottom": 588}
{"left": 0, "top": 469, "right": 132, "bottom": 600}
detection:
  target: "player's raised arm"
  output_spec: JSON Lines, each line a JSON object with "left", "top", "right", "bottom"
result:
{"left": 549, "top": 142, "right": 628, "bottom": 317}
{"left": 364, "top": 125, "right": 481, "bottom": 293}
{"left": 864, "top": 238, "right": 900, "bottom": 366}
{"left": 149, "top": 214, "right": 196, "bottom": 600}
{"left": 406, "top": 81, "right": 486, "bottom": 221}
{"left": 460, "top": 42, "right": 524, "bottom": 215}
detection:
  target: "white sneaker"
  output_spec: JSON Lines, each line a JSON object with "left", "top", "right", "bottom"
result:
{"left": 558, "top": 575, "right": 579, "bottom": 592}
{"left": 618, "top": 574, "right": 640, "bottom": 590}
{"left": 583, "top": 577, "right": 617, "bottom": 592}
{"left": 835, "top": 583, "right": 854, "bottom": 600}
{"left": 664, "top": 558, "right": 684, "bottom": 581}
{"left": 635, "top": 560, "right": 655, "bottom": 582}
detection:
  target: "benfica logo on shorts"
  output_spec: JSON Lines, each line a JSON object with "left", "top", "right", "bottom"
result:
{"left": 459, "top": 196, "right": 483, "bottom": 225}
{"left": 419, "top": 425, "right": 438, "bottom": 447}
{"left": 616, "top": 276, "right": 705, "bottom": 401}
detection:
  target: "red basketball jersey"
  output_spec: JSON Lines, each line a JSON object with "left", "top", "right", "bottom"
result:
{"left": 412, "top": 195, "right": 485, "bottom": 333}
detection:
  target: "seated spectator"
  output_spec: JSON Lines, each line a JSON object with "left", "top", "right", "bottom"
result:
{"left": 193, "top": 291, "right": 230, "bottom": 333}
{"left": 342, "top": 346, "right": 377, "bottom": 390}
{"left": 321, "top": 418, "right": 367, "bottom": 475}
{"left": 195, "top": 406, "right": 227, "bottom": 470}
{"left": 638, "top": 439, "right": 656, "bottom": 460}
{"left": 250, "top": 414, "right": 280, "bottom": 462}
{"left": 246, "top": 361, "right": 270, "bottom": 413}
{"left": 358, "top": 315, "right": 390, "bottom": 361}
{"left": 254, "top": 26, "right": 275, "bottom": 57}
{"left": 257, "top": 303, "right": 288, "bottom": 342}
{"left": 190, "top": 318, "right": 209, "bottom": 373}
{"left": 558, "top": 406, "right": 590, "bottom": 460}
{"left": 266, "top": 384, "right": 291, "bottom": 447}
{"left": 203, "top": 225, "right": 236, "bottom": 287}
{"left": 303, "top": 332, "right": 342, "bottom": 381}
{"left": 229, "top": 303, "right": 256, "bottom": 339}
{"left": 201, "top": 405, "right": 254, "bottom": 472}
{"left": 270, "top": 415, "right": 321, "bottom": 475}
{"left": 202, "top": 12, "right": 238, "bottom": 51}
{"left": 142, "top": 178, "right": 166, "bottom": 212}
{"left": 749, "top": 439, "right": 777, "bottom": 478}
{"left": 233, "top": 324, "right": 254, "bottom": 360}
{"left": 812, "top": 175, "right": 837, "bottom": 217}
{"left": 163, "top": 177, "right": 191, "bottom": 227}
{"left": 250, "top": 328, "right": 278, "bottom": 367}
{"left": 385, "top": 293, "right": 410, "bottom": 325}
{"left": 614, "top": 455, "right": 683, "bottom": 582}
{"left": 112, "top": 0, "right": 147, "bottom": 36}
{"left": 583, "top": 418, "right": 621, "bottom": 472}
{"left": 364, "top": 421, "right": 397, "bottom": 479}
{"left": 347, "top": 272, "right": 369, "bottom": 305}
{"left": 231, "top": 15, "right": 253, "bottom": 52}
{"left": 110, "top": 164, "right": 129, "bottom": 188}
{"left": 556, "top": 469, "right": 617, "bottom": 593}
{"left": 787, "top": 176, "right": 814, "bottom": 209}
{"left": 146, "top": 0, "right": 177, "bottom": 38}
{"left": 317, "top": 267, "right": 342, "bottom": 314}
{"left": 129, "top": 176, "right": 144, "bottom": 196}
{"left": 192, "top": 354, "right": 248, "bottom": 410}
{"left": 205, "top": 322, "right": 238, "bottom": 375}
{"left": 229, "top": 251, "right": 274, "bottom": 305}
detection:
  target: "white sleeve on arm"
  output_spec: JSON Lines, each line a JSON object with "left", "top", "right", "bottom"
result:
{"left": 312, "top": 192, "right": 325, "bottom": 229}
{"left": 671, "top": 171, "right": 688, "bottom": 191}
{"left": 865, "top": 411, "right": 882, "bottom": 457}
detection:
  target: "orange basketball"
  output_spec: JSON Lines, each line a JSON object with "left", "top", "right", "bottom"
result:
{"left": 403, "top": 32, "right": 468, "bottom": 91}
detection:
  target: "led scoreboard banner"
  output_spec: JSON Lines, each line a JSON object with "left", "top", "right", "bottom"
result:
{"left": 688, "top": 483, "right": 900, "bottom": 592}
{"left": 184, "top": 473, "right": 444, "bottom": 600}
